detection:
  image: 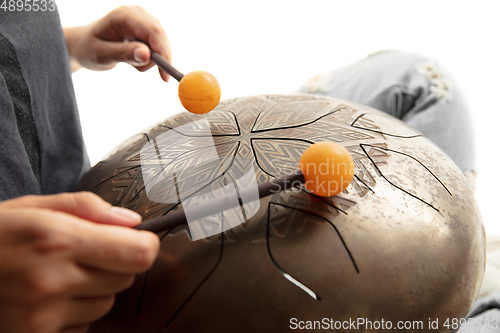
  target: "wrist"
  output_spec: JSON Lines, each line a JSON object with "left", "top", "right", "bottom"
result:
{"left": 63, "top": 26, "right": 84, "bottom": 73}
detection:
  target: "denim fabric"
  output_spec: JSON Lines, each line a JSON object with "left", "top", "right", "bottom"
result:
{"left": 299, "top": 50, "right": 476, "bottom": 177}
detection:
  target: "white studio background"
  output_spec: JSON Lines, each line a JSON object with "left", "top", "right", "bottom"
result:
{"left": 57, "top": 0, "right": 500, "bottom": 235}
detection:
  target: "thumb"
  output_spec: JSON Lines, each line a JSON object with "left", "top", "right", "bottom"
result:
{"left": 95, "top": 40, "right": 151, "bottom": 67}
{"left": 1, "top": 192, "right": 142, "bottom": 227}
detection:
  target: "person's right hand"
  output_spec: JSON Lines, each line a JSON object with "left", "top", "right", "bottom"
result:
{"left": 0, "top": 192, "right": 160, "bottom": 333}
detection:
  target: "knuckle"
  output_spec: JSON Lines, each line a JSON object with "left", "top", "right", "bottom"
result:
{"left": 7, "top": 211, "right": 71, "bottom": 252}
{"left": 132, "top": 248, "right": 154, "bottom": 270}
{"left": 33, "top": 224, "right": 73, "bottom": 254}
{"left": 22, "top": 308, "right": 59, "bottom": 333}
{"left": 26, "top": 270, "right": 65, "bottom": 298}
{"left": 132, "top": 233, "right": 159, "bottom": 270}
{"left": 113, "top": 7, "right": 135, "bottom": 25}
{"left": 146, "top": 22, "right": 163, "bottom": 37}
{"left": 22, "top": 312, "right": 46, "bottom": 333}
{"left": 113, "top": 5, "right": 130, "bottom": 15}
{"left": 149, "top": 24, "right": 162, "bottom": 35}
{"left": 130, "top": 5, "right": 145, "bottom": 12}
{"left": 71, "top": 191, "right": 104, "bottom": 208}
{"left": 73, "top": 190, "right": 99, "bottom": 201}
{"left": 90, "top": 43, "right": 111, "bottom": 64}
{"left": 6, "top": 194, "right": 40, "bottom": 209}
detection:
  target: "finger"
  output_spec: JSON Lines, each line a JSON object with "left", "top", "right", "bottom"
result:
{"left": 5, "top": 254, "right": 134, "bottom": 303}
{"left": 158, "top": 65, "right": 170, "bottom": 82}
{"left": 99, "top": 6, "right": 172, "bottom": 81}
{"left": 2, "top": 208, "right": 158, "bottom": 275}
{"left": 72, "top": 221, "right": 160, "bottom": 274}
{"left": 138, "top": 32, "right": 171, "bottom": 82}
{"left": 0, "top": 293, "right": 113, "bottom": 333}
{"left": 114, "top": 7, "right": 172, "bottom": 62}
{"left": 73, "top": 266, "right": 135, "bottom": 297}
{"left": 1, "top": 192, "right": 142, "bottom": 227}
{"left": 31, "top": 259, "right": 136, "bottom": 298}
{"left": 93, "top": 39, "right": 151, "bottom": 68}
{"left": 0, "top": 209, "right": 146, "bottom": 302}
{"left": 57, "top": 295, "right": 115, "bottom": 331}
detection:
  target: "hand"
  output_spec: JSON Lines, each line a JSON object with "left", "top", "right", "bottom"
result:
{"left": 63, "top": 6, "right": 172, "bottom": 82}
{"left": 0, "top": 192, "right": 160, "bottom": 333}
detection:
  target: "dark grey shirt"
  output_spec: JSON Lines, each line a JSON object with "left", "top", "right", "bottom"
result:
{"left": 0, "top": 8, "right": 89, "bottom": 201}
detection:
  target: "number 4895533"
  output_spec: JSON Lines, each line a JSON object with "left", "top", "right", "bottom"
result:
{"left": 1, "top": 0, "right": 57, "bottom": 11}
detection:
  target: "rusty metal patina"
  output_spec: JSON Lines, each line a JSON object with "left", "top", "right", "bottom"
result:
{"left": 76, "top": 94, "right": 485, "bottom": 333}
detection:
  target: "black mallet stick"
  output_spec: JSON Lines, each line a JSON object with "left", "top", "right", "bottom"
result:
{"left": 134, "top": 141, "right": 356, "bottom": 234}
{"left": 150, "top": 51, "right": 184, "bottom": 82}
{"left": 135, "top": 172, "right": 305, "bottom": 233}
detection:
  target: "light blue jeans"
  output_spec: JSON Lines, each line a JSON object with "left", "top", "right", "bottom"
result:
{"left": 299, "top": 50, "right": 476, "bottom": 187}
{"left": 299, "top": 50, "right": 493, "bottom": 330}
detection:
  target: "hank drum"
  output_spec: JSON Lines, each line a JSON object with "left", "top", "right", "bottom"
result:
{"left": 76, "top": 94, "right": 485, "bottom": 333}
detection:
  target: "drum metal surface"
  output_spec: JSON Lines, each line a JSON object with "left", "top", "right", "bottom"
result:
{"left": 76, "top": 94, "right": 485, "bottom": 332}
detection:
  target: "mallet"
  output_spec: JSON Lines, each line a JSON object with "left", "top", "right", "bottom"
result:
{"left": 135, "top": 141, "right": 355, "bottom": 233}
{"left": 150, "top": 51, "right": 221, "bottom": 114}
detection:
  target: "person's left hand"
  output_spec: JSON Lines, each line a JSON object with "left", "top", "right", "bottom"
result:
{"left": 63, "top": 5, "right": 171, "bottom": 82}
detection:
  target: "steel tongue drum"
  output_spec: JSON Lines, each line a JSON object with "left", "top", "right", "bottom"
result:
{"left": 75, "top": 94, "right": 485, "bottom": 333}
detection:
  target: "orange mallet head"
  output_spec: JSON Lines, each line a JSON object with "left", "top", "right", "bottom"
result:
{"left": 299, "top": 141, "right": 355, "bottom": 197}
{"left": 178, "top": 71, "right": 221, "bottom": 114}
{"left": 150, "top": 52, "right": 221, "bottom": 114}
